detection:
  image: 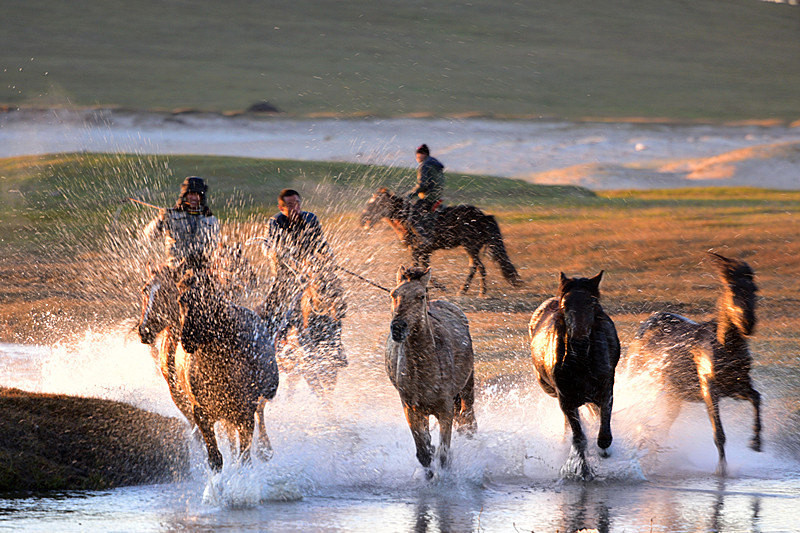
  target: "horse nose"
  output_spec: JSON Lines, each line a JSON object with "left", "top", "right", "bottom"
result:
{"left": 391, "top": 319, "right": 407, "bottom": 342}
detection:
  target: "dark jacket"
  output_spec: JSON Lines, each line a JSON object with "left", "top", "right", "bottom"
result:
{"left": 408, "top": 156, "right": 444, "bottom": 204}
{"left": 266, "top": 211, "right": 331, "bottom": 277}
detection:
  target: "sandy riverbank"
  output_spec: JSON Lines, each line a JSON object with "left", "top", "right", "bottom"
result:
{"left": 1, "top": 108, "right": 798, "bottom": 190}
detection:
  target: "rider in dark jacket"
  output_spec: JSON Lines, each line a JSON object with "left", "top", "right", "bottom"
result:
{"left": 406, "top": 144, "right": 444, "bottom": 241}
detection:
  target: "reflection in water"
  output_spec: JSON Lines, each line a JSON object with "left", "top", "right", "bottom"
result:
{"left": 413, "top": 488, "right": 483, "bottom": 533}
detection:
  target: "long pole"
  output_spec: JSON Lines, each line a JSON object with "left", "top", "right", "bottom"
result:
{"left": 334, "top": 265, "right": 391, "bottom": 293}
{"left": 127, "top": 197, "right": 163, "bottom": 210}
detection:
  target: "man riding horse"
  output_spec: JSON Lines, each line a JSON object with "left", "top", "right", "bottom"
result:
{"left": 407, "top": 144, "right": 445, "bottom": 245}
{"left": 258, "top": 189, "right": 347, "bottom": 369}
{"left": 143, "top": 176, "right": 220, "bottom": 274}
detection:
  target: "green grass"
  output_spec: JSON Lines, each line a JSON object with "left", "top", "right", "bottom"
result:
{"left": 1, "top": 0, "right": 798, "bottom": 120}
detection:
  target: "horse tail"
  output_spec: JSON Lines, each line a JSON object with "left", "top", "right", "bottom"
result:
{"left": 485, "top": 215, "right": 523, "bottom": 287}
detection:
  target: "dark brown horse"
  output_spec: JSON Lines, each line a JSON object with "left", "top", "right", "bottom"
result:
{"left": 529, "top": 271, "right": 620, "bottom": 480}
{"left": 360, "top": 188, "right": 522, "bottom": 295}
{"left": 628, "top": 252, "right": 761, "bottom": 476}
{"left": 386, "top": 266, "right": 477, "bottom": 479}
{"left": 177, "top": 270, "right": 280, "bottom": 471}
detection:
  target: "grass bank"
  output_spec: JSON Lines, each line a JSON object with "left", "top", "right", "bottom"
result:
{"left": 1, "top": 153, "right": 798, "bottom": 396}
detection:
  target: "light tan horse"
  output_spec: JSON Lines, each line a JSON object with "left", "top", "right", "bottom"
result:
{"left": 385, "top": 266, "right": 477, "bottom": 479}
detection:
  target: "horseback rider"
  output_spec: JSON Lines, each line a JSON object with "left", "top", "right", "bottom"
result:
{"left": 143, "top": 176, "right": 220, "bottom": 273}
{"left": 406, "top": 143, "right": 444, "bottom": 243}
{"left": 259, "top": 189, "right": 347, "bottom": 340}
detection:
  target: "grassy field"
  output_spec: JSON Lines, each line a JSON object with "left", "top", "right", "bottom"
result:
{"left": 2, "top": 153, "right": 799, "bottom": 404}
{"left": 2, "top": 0, "right": 798, "bottom": 121}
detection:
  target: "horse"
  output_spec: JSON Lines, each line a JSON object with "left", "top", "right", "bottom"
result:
{"left": 385, "top": 266, "right": 477, "bottom": 479}
{"left": 528, "top": 271, "right": 620, "bottom": 480}
{"left": 628, "top": 252, "right": 761, "bottom": 476}
{"left": 273, "top": 265, "right": 349, "bottom": 397}
{"left": 177, "top": 269, "right": 280, "bottom": 471}
{"left": 138, "top": 263, "right": 195, "bottom": 425}
{"left": 360, "top": 188, "right": 522, "bottom": 296}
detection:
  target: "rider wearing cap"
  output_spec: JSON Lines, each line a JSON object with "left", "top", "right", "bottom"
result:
{"left": 143, "top": 176, "right": 220, "bottom": 271}
{"left": 406, "top": 143, "right": 444, "bottom": 242}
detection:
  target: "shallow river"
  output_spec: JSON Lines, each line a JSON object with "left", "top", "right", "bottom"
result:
{"left": 1, "top": 330, "right": 798, "bottom": 532}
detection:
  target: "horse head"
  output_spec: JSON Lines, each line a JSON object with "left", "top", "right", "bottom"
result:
{"left": 558, "top": 271, "right": 604, "bottom": 350}
{"left": 389, "top": 266, "right": 431, "bottom": 343}
{"left": 177, "top": 268, "right": 221, "bottom": 353}
{"left": 360, "top": 188, "right": 403, "bottom": 229}
{"left": 138, "top": 263, "right": 181, "bottom": 344}
{"left": 708, "top": 252, "right": 758, "bottom": 337}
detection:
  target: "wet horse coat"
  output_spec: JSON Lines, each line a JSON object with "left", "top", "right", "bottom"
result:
{"left": 529, "top": 271, "right": 620, "bottom": 480}
{"left": 385, "top": 266, "right": 477, "bottom": 478}
{"left": 177, "top": 270, "right": 280, "bottom": 471}
{"left": 629, "top": 252, "right": 762, "bottom": 475}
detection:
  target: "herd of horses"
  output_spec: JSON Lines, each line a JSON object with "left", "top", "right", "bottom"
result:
{"left": 137, "top": 188, "right": 761, "bottom": 480}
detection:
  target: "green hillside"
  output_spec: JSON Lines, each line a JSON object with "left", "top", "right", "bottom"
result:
{"left": 2, "top": 0, "right": 798, "bottom": 120}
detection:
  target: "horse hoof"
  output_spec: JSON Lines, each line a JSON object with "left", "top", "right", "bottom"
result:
{"left": 425, "top": 469, "right": 434, "bottom": 481}
{"left": 599, "top": 448, "right": 610, "bottom": 458}
{"left": 750, "top": 438, "right": 762, "bottom": 452}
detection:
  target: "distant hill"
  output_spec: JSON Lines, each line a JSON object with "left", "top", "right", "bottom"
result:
{"left": 1, "top": 0, "right": 798, "bottom": 120}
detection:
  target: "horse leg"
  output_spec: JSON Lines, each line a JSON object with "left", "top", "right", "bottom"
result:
{"left": 461, "top": 261, "right": 477, "bottom": 295}
{"left": 437, "top": 407, "right": 455, "bottom": 470}
{"left": 562, "top": 404, "right": 592, "bottom": 480}
{"left": 454, "top": 371, "right": 477, "bottom": 437}
{"left": 254, "top": 397, "right": 274, "bottom": 461}
{"left": 744, "top": 386, "right": 762, "bottom": 452}
{"left": 405, "top": 405, "right": 434, "bottom": 478}
{"left": 701, "top": 380, "right": 727, "bottom": 476}
{"left": 235, "top": 415, "right": 256, "bottom": 464}
{"left": 193, "top": 406, "right": 223, "bottom": 471}
{"left": 597, "top": 395, "right": 614, "bottom": 457}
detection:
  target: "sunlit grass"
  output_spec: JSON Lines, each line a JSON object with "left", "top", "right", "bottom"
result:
{"left": 1, "top": 153, "right": 798, "bottom": 398}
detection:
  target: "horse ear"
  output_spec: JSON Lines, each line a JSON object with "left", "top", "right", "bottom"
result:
{"left": 558, "top": 272, "right": 568, "bottom": 293}
{"left": 421, "top": 267, "right": 432, "bottom": 288}
{"left": 589, "top": 270, "right": 604, "bottom": 293}
{"left": 396, "top": 266, "right": 407, "bottom": 286}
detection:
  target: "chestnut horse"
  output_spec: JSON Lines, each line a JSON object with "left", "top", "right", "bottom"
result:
{"left": 138, "top": 264, "right": 194, "bottom": 425}
{"left": 628, "top": 252, "right": 762, "bottom": 476}
{"left": 360, "top": 188, "right": 522, "bottom": 295}
{"left": 529, "top": 271, "right": 620, "bottom": 480}
{"left": 385, "top": 266, "right": 477, "bottom": 479}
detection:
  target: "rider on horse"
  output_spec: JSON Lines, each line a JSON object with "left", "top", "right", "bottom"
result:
{"left": 143, "top": 176, "right": 220, "bottom": 273}
{"left": 407, "top": 143, "right": 445, "bottom": 244}
{"left": 259, "top": 189, "right": 347, "bottom": 348}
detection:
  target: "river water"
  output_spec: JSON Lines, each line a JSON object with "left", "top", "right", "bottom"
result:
{"left": 1, "top": 324, "right": 798, "bottom": 532}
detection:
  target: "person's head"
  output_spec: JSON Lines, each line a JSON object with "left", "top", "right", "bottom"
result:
{"left": 415, "top": 143, "right": 430, "bottom": 164}
{"left": 278, "top": 188, "right": 302, "bottom": 222}
{"left": 179, "top": 176, "right": 208, "bottom": 213}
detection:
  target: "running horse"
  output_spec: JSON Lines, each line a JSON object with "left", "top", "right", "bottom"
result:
{"left": 175, "top": 269, "right": 279, "bottom": 471}
{"left": 529, "top": 271, "right": 620, "bottom": 480}
{"left": 386, "top": 266, "right": 477, "bottom": 479}
{"left": 360, "top": 188, "right": 523, "bottom": 295}
{"left": 276, "top": 265, "right": 349, "bottom": 396}
{"left": 138, "top": 263, "right": 194, "bottom": 424}
{"left": 628, "top": 252, "right": 762, "bottom": 476}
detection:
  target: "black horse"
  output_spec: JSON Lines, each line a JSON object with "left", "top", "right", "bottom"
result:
{"left": 177, "top": 270, "right": 280, "bottom": 471}
{"left": 529, "top": 271, "right": 621, "bottom": 480}
{"left": 628, "top": 252, "right": 762, "bottom": 476}
{"left": 360, "top": 188, "right": 522, "bottom": 295}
